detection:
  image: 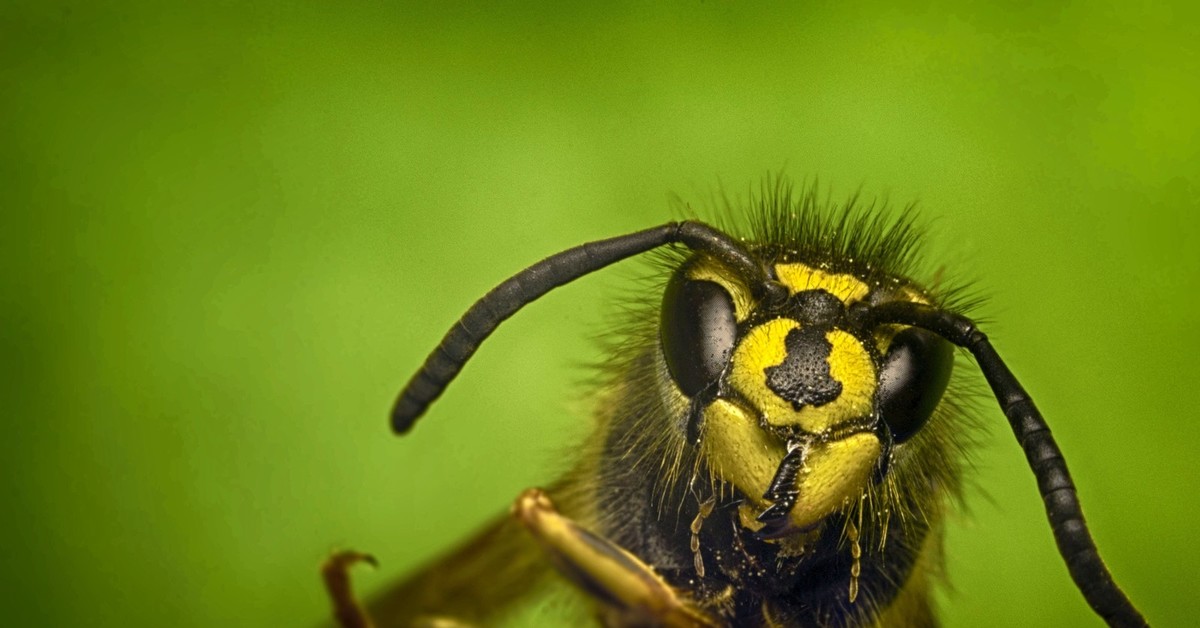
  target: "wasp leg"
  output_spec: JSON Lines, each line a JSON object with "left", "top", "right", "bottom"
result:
{"left": 321, "top": 551, "right": 480, "bottom": 628}
{"left": 511, "top": 488, "right": 718, "bottom": 628}
{"left": 409, "top": 618, "right": 476, "bottom": 628}
{"left": 321, "top": 550, "right": 379, "bottom": 628}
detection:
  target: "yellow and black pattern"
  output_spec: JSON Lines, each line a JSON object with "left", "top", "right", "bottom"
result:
{"left": 586, "top": 185, "right": 974, "bottom": 626}
{"left": 329, "top": 178, "right": 1145, "bottom": 628}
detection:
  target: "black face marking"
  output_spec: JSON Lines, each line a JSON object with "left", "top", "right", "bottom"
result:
{"left": 765, "top": 326, "right": 842, "bottom": 410}
{"left": 791, "top": 289, "right": 846, "bottom": 327}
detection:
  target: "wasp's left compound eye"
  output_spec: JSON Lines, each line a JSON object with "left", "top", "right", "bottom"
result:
{"left": 877, "top": 326, "right": 954, "bottom": 443}
{"left": 660, "top": 273, "right": 738, "bottom": 397}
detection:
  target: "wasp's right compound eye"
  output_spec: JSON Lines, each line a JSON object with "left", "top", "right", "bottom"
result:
{"left": 660, "top": 272, "right": 738, "bottom": 397}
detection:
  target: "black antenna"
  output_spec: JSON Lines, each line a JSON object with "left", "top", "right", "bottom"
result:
{"left": 391, "top": 221, "right": 784, "bottom": 434}
{"left": 860, "top": 300, "right": 1146, "bottom": 628}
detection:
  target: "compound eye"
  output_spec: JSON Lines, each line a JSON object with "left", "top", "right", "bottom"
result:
{"left": 877, "top": 326, "right": 954, "bottom": 443}
{"left": 660, "top": 273, "right": 738, "bottom": 397}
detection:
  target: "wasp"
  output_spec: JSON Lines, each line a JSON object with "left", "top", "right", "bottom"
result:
{"left": 322, "top": 180, "right": 1145, "bottom": 627}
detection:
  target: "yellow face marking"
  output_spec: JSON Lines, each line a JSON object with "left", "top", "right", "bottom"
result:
{"left": 728, "top": 319, "right": 876, "bottom": 433}
{"left": 774, "top": 263, "right": 869, "bottom": 304}
{"left": 702, "top": 400, "right": 882, "bottom": 532}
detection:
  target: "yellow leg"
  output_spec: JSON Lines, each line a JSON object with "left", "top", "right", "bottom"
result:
{"left": 511, "top": 488, "right": 718, "bottom": 628}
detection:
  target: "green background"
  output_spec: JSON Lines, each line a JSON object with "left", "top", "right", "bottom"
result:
{"left": 3, "top": 2, "right": 1196, "bottom": 626}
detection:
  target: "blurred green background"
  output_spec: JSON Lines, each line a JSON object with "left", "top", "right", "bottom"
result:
{"left": 3, "top": 2, "right": 1196, "bottom": 626}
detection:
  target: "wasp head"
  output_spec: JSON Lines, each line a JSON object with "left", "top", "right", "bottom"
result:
{"left": 661, "top": 254, "right": 954, "bottom": 538}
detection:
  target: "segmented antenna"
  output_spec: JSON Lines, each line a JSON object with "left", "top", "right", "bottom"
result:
{"left": 389, "top": 218, "right": 1147, "bottom": 627}
{"left": 861, "top": 300, "right": 1147, "bottom": 628}
{"left": 391, "top": 221, "right": 782, "bottom": 434}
